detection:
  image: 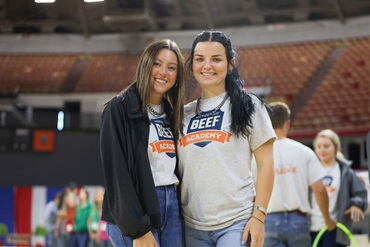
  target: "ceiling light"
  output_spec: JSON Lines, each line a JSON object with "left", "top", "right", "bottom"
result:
{"left": 84, "top": 0, "right": 104, "bottom": 2}
{"left": 35, "top": 0, "right": 55, "bottom": 3}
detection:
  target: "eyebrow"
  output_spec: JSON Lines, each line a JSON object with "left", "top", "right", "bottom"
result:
{"left": 194, "top": 54, "right": 224, "bottom": 57}
{"left": 154, "top": 59, "right": 178, "bottom": 66}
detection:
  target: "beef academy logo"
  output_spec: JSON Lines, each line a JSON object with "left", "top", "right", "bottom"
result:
{"left": 149, "top": 118, "right": 176, "bottom": 158}
{"left": 322, "top": 175, "right": 336, "bottom": 193}
{"left": 179, "top": 110, "right": 232, "bottom": 148}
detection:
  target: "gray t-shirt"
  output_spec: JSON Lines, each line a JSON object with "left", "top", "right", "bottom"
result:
{"left": 178, "top": 93, "right": 275, "bottom": 231}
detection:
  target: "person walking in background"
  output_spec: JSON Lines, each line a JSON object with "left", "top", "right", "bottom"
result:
{"left": 70, "top": 187, "right": 91, "bottom": 247}
{"left": 262, "top": 101, "right": 336, "bottom": 247}
{"left": 55, "top": 189, "right": 78, "bottom": 247}
{"left": 45, "top": 191, "right": 62, "bottom": 247}
{"left": 177, "top": 30, "right": 276, "bottom": 247}
{"left": 310, "top": 129, "right": 368, "bottom": 247}
{"left": 88, "top": 187, "right": 112, "bottom": 247}
{"left": 88, "top": 188, "right": 103, "bottom": 246}
{"left": 100, "top": 39, "right": 186, "bottom": 247}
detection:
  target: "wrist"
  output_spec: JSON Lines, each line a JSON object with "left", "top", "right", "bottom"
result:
{"left": 250, "top": 215, "right": 265, "bottom": 225}
{"left": 253, "top": 205, "right": 267, "bottom": 216}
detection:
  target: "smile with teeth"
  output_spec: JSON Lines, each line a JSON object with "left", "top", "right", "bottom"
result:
{"left": 155, "top": 78, "right": 167, "bottom": 84}
{"left": 201, "top": 72, "right": 216, "bottom": 76}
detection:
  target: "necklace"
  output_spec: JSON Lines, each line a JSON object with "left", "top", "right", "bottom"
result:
{"left": 196, "top": 93, "right": 228, "bottom": 118}
{"left": 147, "top": 103, "right": 164, "bottom": 117}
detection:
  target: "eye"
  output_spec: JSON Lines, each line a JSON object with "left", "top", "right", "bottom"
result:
{"left": 213, "top": 58, "right": 222, "bottom": 62}
{"left": 194, "top": 57, "right": 204, "bottom": 62}
{"left": 153, "top": 61, "right": 161, "bottom": 67}
{"left": 168, "top": 65, "right": 177, "bottom": 71}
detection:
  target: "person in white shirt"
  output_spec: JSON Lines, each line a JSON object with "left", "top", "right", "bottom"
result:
{"left": 310, "top": 129, "right": 367, "bottom": 247}
{"left": 264, "top": 101, "right": 336, "bottom": 247}
{"left": 100, "top": 39, "right": 186, "bottom": 247}
{"left": 45, "top": 191, "right": 62, "bottom": 247}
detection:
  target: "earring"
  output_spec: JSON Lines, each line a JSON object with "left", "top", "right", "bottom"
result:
{"left": 227, "top": 70, "right": 232, "bottom": 74}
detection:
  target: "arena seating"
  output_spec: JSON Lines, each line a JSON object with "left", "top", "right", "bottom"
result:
{"left": 289, "top": 37, "right": 370, "bottom": 137}
{"left": 238, "top": 41, "right": 333, "bottom": 104}
{"left": 0, "top": 54, "right": 77, "bottom": 93}
{"left": 0, "top": 37, "right": 369, "bottom": 139}
{"left": 74, "top": 52, "right": 138, "bottom": 93}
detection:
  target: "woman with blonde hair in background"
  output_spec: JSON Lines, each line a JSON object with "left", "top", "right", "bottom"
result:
{"left": 310, "top": 129, "right": 367, "bottom": 247}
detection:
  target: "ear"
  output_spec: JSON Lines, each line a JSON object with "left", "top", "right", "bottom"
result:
{"left": 229, "top": 59, "right": 236, "bottom": 70}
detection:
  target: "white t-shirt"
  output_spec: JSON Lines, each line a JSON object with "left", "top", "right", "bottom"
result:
{"left": 147, "top": 104, "right": 179, "bottom": 187}
{"left": 310, "top": 162, "right": 341, "bottom": 231}
{"left": 177, "top": 93, "right": 276, "bottom": 231}
{"left": 267, "top": 138, "right": 326, "bottom": 213}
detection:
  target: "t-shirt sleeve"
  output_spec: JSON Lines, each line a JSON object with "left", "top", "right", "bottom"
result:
{"left": 249, "top": 96, "right": 276, "bottom": 151}
{"left": 306, "top": 148, "right": 326, "bottom": 185}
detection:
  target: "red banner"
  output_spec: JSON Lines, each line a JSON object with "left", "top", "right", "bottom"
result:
{"left": 33, "top": 130, "right": 55, "bottom": 152}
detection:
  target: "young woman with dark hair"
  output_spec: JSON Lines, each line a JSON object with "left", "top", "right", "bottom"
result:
{"left": 177, "top": 30, "right": 276, "bottom": 247}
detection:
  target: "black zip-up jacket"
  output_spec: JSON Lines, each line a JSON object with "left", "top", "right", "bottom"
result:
{"left": 100, "top": 85, "right": 173, "bottom": 239}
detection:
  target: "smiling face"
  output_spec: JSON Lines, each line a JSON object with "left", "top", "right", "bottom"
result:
{"left": 149, "top": 48, "right": 178, "bottom": 104}
{"left": 314, "top": 136, "right": 337, "bottom": 166}
{"left": 192, "top": 41, "right": 231, "bottom": 98}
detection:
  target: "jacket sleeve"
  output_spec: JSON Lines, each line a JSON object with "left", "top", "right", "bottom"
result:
{"left": 100, "top": 97, "right": 151, "bottom": 239}
{"left": 349, "top": 168, "right": 368, "bottom": 212}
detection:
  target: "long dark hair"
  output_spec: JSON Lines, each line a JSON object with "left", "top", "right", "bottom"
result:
{"left": 186, "top": 30, "right": 266, "bottom": 137}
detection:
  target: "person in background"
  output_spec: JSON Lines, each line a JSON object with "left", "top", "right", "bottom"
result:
{"left": 70, "top": 187, "right": 91, "bottom": 247}
{"left": 88, "top": 187, "right": 112, "bottom": 247}
{"left": 98, "top": 215, "right": 113, "bottom": 247}
{"left": 310, "top": 129, "right": 368, "bottom": 247}
{"left": 100, "top": 39, "right": 186, "bottom": 247}
{"left": 45, "top": 191, "right": 62, "bottom": 247}
{"left": 178, "top": 30, "right": 276, "bottom": 247}
{"left": 262, "top": 101, "right": 336, "bottom": 247}
{"left": 55, "top": 189, "right": 77, "bottom": 247}
{"left": 65, "top": 181, "right": 78, "bottom": 195}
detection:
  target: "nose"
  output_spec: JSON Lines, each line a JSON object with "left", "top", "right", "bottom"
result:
{"left": 204, "top": 58, "right": 212, "bottom": 69}
{"left": 159, "top": 65, "right": 167, "bottom": 75}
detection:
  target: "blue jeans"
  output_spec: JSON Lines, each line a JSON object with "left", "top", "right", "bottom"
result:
{"left": 106, "top": 185, "right": 182, "bottom": 247}
{"left": 185, "top": 219, "right": 250, "bottom": 247}
{"left": 311, "top": 228, "right": 346, "bottom": 247}
{"left": 46, "top": 231, "right": 57, "bottom": 247}
{"left": 264, "top": 212, "right": 311, "bottom": 247}
{"left": 69, "top": 231, "right": 90, "bottom": 247}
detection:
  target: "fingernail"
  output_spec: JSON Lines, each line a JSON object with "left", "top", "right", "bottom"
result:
{"left": 241, "top": 241, "right": 245, "bottom": 246}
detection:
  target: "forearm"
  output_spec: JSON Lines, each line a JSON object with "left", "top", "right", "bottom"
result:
{"left": 255, "top": 164, "right": 274, "bottom": 211}
{"left": 253, "top": 139, "right": 275, "bottom": 218}
{"left": 242, "top": 139, "right": 274, "bottom": 246}
{"left": 313, "top": 185, "right": 331, "bottom": 222}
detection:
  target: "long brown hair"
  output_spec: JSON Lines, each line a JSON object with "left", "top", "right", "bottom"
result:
{"left": 133, "top": 39, "right": 186, "bottom": 139}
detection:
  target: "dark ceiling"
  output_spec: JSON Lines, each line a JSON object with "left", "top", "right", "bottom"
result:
{"left": 1, "top": 0, "right": 370, "bottom": 37}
